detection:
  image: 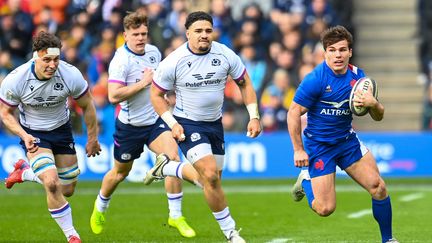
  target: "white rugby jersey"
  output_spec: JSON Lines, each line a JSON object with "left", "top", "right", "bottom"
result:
{"left": 0, "top": 60, "right": 88, "bottom": 131}
{"left": 108, "top": 44, "right": 161, "bottom": 126}
{"left": 153, "top": 41, "right": 246, "bottom": 122}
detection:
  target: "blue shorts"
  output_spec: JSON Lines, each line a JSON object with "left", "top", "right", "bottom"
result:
{"left": 113, "top": 118, "right": 170, "bottom": 163}
{"left": 20, "top": 121, "right": 76, "bottom": 155}
{"left": 304, "top": 133, "right": 368, "bottom": 178}
{"left": 175, "top": 116, "right": 225, "bottom": 159}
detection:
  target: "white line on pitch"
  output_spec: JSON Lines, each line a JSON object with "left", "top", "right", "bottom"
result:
{"left": 347, "top": 209, "right": 371, "bottom": 219}
{"left": 266, "top": 238, "right": 293, "bottom": 243}
{"left": 399, "top": 192, "right": 424, "bottom": 202}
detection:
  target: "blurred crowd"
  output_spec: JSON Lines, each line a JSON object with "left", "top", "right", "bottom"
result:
{"left": 0, "top": 0, "right": 353, "bottom": 136}
{"left": 418, "top": 0, "right": 432, "bottom": 130}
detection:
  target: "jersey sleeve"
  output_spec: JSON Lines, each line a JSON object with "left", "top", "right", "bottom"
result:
{"left": 224, "top": 47, "right": 246, "bottom": 81}
{"left": 293, "top": 72, "right": 321, "bottom": 109}
{"left": 65, "top": 64, "right": 89, "bottom": 99}
{"left": 108, "top": 52, "right": 129, "bottom": 85}
{"left": 153, "top": 56, "right": 175, "bottom": 91}
{"left": 0, "top": 73, "right": 20, "bottom": 107}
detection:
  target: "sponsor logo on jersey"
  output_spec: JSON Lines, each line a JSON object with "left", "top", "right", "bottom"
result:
{"left": 320, "top": 108, "right": 351, "bottom": 116}
{"left": 320, "top": 99, "right": 349, "bottom": 109}
{"left": 325, "top": 85, "right": 332, "bottom": 92}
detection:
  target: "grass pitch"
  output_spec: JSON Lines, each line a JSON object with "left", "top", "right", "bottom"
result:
{"left": 1, "top": 178, "right": 431, "bottom": 242}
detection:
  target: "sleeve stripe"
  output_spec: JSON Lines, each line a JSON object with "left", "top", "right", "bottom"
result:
{"left": 108, "top": 79, "right": 126, "bottom": 85}
{"left": 74, "top": 86, "right": 88, "bottom": 100}
{"left": 0, "top": 97, "right": 19, "bottom": 107}
{"left": 233, "top": 68, "right": 246, "bottom": 82}
{"left": 152, "top": 80, "right": 169, "bottom": 92}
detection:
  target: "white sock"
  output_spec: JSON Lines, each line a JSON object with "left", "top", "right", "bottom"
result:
{"left": 162, "top": 161, "right": 185, "bottom": 179}
{"left": 301, "top": 169, "right": 311, "bottom": 180}
{"left": 96, "top": 190, "right": 111, "bottom": 212}
{"left": 167, "top": 192, "right": 183, "bottom": 219}
{"left": 49, "top": 202, "right": 80, "bottom": 240}
{"left": 213, "top": 207, "right": 235, "bottom": 238}
{"left": 22, "top": 168, "right": 42, "bottom": 184}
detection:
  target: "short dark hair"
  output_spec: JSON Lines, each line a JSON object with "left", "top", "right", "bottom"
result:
{"left": 32, "top": 31, "right": 62, "bottom": 51}
{"left": 184, "top": 11, "right": 213, "bottom": 29}
{"left": 321, "top": 25, "right": 353, "bottom": 50}
{"left": 123, "top": 11, "right": 148, "bottom": 30}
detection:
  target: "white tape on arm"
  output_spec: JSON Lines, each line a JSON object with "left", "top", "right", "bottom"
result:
{"left": 161, "top": 111, "right": 178, "bottom": 129}
{"left": 246, "top": 103, "right": 260, "bottom": 120}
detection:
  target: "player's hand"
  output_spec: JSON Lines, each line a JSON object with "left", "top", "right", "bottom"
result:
{"left": 353, "top": 86, "right": 377, "bottom": 108}
{"left": 293, "top": 149, "right": 309, "bottom": 167}
{"left": 24, "top": 134, "right": 39, "bottom": 153}
{"left": 246, "top": 118, "right": 261, "bottom": 138}
{"left": 171, "top": 123, "right": 186, "bottom": 142}
{"left": 140, "top": 68, "right": 154, "bottom": 88}
{"left": 86, "top": 139, "right": 101, "bottom": 157}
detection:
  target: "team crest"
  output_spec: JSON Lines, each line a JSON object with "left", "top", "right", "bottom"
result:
{"left": 211, "top": 58, "right": 221, "bottom": 66}
{"left": 54, "top": 83, "right": 64, "bottom": 91}
{"left": 190, "top": 133, "right": 201, "bottom": 142}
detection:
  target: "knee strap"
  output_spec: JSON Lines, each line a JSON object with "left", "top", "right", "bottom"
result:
{"left": 57, "top": 164, "right": 80, "bottom": 185}
{"left": 30, "top": 153, "right": 56, "bottom": 176}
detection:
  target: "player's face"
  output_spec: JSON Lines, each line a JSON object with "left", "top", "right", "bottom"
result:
{"left": 324, "top": 40, "right": 352, "bottom": 75}
{"left": 34, "top": 50, "right": 60, "bottom": 80}
{"left": 186, "top": 20, "right": 213, "bottom": 53}
{"left": 124, "top": 24, "right": 148, "bottom": 54}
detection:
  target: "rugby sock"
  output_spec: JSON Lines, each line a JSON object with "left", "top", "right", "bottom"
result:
{"left": 163, "top": 161, "right": 185, "bottom": 179}
{"left": 302, "top": 179, "right": 315, "bottom": 208}
{"left": 213, "top": 207, "right": 236, "bottom": 238}
{"left": 167, "top": 192, "right": 183, "bottom": 219}
{"left": 22, "top": 168, "right": 42, "bottom": 184}
{"left": 49, "top": 202, "right": 79, "bottom": 239}
{"left": 96, "top": 191, "right": 111, "bottom": 212}
{"left": 372, "top": 196, "right": 393, "bottom": 243}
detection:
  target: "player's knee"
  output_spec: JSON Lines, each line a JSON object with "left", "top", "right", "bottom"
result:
{"left": 44, "top": 178, "right": 62, "bottom": 194}
{"left": 62, "top": 184, "right": 76, "bottom": 197}
{"left": 113, "top": 169, "right": 130, "bottom": 181}
{"left": 201, "top": 170, "right": 220, "bottom": 188}
{"left": 315, "top": 205, "right": 336, "bottom": 217}
{"left": 369, "top": 178, "right": 387, "bottom": 199}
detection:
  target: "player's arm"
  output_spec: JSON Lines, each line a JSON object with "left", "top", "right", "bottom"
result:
{"left": 75, "top": 91, "right": 101, "bottom": 157}
{"left": 108, "top": 68, "right": 153, "bottom": 104}
{"left": 235, "top": 72, "right": 262, "bottom": 138}
{"left": 150, "top": 84, "right": 185, "bottom": 142}
{"left": 287, "top": 101, "right": 309, "bottom": 167}
{"left": 0, "top": 102, "right": 39, "bottom": 152}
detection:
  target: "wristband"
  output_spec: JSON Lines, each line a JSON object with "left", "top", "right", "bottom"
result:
{"left": 246, "top": 103, "right": 260, "bottom": 120}
{"left": 161, "top": 111, "right": 178, "bottom": 129}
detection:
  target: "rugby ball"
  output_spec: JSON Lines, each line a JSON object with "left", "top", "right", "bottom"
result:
{"left": 349, "top": 77, "right": 378, "bottom": 116}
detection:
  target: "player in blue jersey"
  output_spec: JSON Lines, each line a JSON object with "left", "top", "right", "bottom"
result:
{"left": 148, "top": 11, "right": 261, "bottom": 243}
{"left": 0, "top": 31, "right": 101, "bottom": 243}
{"left": 288, "top": 25, "right": 398, "bottom": 243}
{"left": 89, "top": 11, "right": 199, "bottom": 238}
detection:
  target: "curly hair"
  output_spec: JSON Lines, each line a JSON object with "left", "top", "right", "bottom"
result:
{"left": 32, "top": 31, "right": 62, "bottom": 51}
{"left": 123, "top": 11, "right": 148, "bottom": 30}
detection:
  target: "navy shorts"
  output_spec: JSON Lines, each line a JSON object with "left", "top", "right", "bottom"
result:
{"left": 113, "top": 118, "right": 170, "bottom": 163}
{"left": 20, "top": 121, "right": 76, "bottom": 155}
{"left": 175, "top": 116, "right": 225, "bottom": 158}
{"left": 304, "top": 133, "right": 368, "bottom": 178}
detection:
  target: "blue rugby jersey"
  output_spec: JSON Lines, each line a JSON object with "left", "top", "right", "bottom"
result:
{"left": 294, "top": 61, "right": 365, "bottom": 143}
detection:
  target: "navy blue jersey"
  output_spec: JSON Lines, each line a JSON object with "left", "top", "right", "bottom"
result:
{"left": 294, "top": 61, "right": 365, "bottom": 143}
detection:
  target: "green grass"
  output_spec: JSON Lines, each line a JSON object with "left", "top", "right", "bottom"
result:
{"left": 1, "top": 178, "right": 431, "bottom": 242}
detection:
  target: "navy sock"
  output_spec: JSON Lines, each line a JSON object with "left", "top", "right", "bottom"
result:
{"left": 302, "top": 179, "right": 314, "bottom": 208}
{"left": 372, "top": 196, "right": 393, "bottom": 243}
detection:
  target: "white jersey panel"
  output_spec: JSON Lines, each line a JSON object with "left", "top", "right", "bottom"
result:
{"left": 108, "top": 44, "right": 161, "bottom": 126}
{"left": 0, "top": 60, "right": 88, "bottom": 131}
{"left": 153, "top": 41, "right": 246, "bottom": 122}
